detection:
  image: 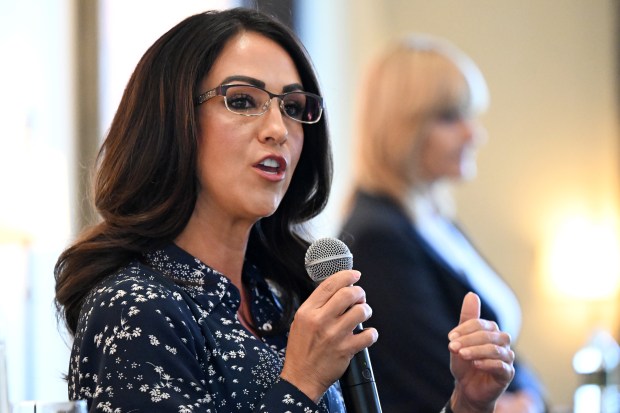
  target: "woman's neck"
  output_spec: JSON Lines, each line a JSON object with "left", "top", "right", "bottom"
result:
{"left": 405, "top": 185, "right": 437, "bottom": 222}
{"left": 405, "top": 181, "right": 455, "bottom": 222}
{"left": 174, "top": 210, "right": 253, "bottom": 289}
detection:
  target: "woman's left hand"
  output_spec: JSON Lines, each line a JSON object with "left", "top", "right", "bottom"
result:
{"left": 448, "top": 292, "right": 515, "bottom": 413}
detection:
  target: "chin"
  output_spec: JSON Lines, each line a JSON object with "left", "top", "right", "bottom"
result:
{"left": 459, "top": 158, "right": 478, "bottom": 180}
{"left": 260, "top": 209, "right": 279, "bottom": 219}
{"left": 254, "top": 202, "right": 282, "bottom": 219}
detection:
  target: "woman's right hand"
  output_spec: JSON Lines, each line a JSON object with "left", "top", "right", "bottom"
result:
{"left": 280, "top": 270, "right": 378, "bottom": 403}
{"left": 448, "top": 292, "right": 515, "bottom": 413}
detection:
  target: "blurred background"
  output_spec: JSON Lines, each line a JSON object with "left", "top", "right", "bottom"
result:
{"left": 0, "top": 0, "right": 617, "bottom": 411}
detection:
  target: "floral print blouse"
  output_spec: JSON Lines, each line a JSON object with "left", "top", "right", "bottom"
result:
{"left": 68, "top": 242, "right": 346, "bottom": 412}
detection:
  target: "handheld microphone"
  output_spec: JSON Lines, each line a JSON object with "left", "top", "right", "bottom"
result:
{"left": 305, "top": 237, "right": 382, "bottom": 413}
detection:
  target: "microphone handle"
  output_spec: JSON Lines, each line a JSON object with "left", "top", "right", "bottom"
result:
{"left": 340, "top": 324, "right": 382, "bottom": 413}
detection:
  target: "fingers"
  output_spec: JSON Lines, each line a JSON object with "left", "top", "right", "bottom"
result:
{"left": 282, "top": 270, "right": 377, "bottom": 402}
{"left": 449, "top": 316, "right": 512, "bottom": 362}
{"left": 450, "top": 292, "right": 496, "bottom": 340}
{"left": 346, "top": 326, "right": 379, "bottom": 356}
{"left": 305, "top": 269, "right": 362, "bottom": 308}
{"left": 449, "top": 329, "right": 515, "bottom": 395}
{"left": 448, "top": 294, "right": 515, "bottom": 384}
{"left": 465, "top": 351, "right": 515, "bottom": 389}
{"left": 450, "top": 292, "right": 514, "bottom": 357}
{"left": 301, "top": 270, "right": 372, "bottom": 331}
{"left": 448, "top": 292, "right": 516, "bottom": 408}
{"left": 458, "top": 291, "right": 481, "bottom": 325}
{"left": 304, "top": 269, "right": 377, "bottom": 346}
{"left": 470, "top": 356, "right": 515, "bottom": 379}
{"left": 449, "top": 318, "right": 501, "bottom": 342}
{"left": 450, "top": 338, "right": 514, "bottom": 362}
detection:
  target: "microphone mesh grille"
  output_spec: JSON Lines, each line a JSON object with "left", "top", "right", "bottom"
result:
{"left": 304, "top": 237, "right": 353, "bottom": 283}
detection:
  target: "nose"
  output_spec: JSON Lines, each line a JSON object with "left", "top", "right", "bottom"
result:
{"left": 461, "top": 118, "right": 487, "bottom": 146}
{"left": 258, "top": 98, "right": 289, "bottom": 144}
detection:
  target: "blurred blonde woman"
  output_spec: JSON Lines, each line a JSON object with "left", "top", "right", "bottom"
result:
{"left": 339, "top": 34, "right": 547, "bottom": 413}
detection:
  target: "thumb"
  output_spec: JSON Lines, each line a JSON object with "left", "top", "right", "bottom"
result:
{"left": 459, "top": 292, "right": 481, "bottom": 325}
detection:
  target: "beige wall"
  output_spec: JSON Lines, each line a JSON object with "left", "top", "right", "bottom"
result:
{"left": 334, "top": 0, "right": 619, "bottom": 409}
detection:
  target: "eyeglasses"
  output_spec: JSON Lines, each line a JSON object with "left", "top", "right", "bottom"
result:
{"left": 195, "top": 84, "right": 324, "bottom": 124}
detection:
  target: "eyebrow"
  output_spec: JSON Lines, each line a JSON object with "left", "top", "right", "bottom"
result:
{"left": 220, "top": 75, "right": 304, "bottom": 93}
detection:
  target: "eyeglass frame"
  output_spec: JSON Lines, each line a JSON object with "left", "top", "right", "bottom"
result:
{"left": 195, "top": 83, "right": 324, "bottom": 124}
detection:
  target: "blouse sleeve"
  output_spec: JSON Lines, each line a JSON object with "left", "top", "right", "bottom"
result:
{"left": 255, "top": 378, "right": 323, "bottom": 412}
{"left": 70, "top": 278, "right": 217, "bottom": 411}
{"left": 69, "top": 276, "right": 327, "bottom": 412}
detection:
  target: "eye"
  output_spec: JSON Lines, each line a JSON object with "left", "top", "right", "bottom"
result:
{"left": 282, "top": 93, "right": 306, "bottom": 119}
{"left": 437, "top": 108, "right": 462, "bottom": 123}
{"left": 227, "top": 92, "right": 258, "bottom": 111}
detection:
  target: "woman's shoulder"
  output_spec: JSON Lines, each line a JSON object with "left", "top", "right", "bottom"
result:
{"left": 75, "top": 261, "right": 195, "bottom": 336}
{"left": 341, "top": 191, "right": 412, "bottom": 241}
{"left": 89, "top": 260, "right": 181, "bottom": 303}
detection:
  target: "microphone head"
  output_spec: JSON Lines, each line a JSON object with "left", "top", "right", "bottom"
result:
{"left": 305, "top": 237, "right": 353, "bottom": 283}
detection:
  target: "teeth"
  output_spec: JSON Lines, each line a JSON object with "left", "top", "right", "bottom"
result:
{"left": 261, "top": 158, "right": 279, "bottom": 168}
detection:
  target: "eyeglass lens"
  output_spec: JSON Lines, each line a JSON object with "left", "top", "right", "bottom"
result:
{"left": 224, "top": 85, "right": 321, "bottom": 123}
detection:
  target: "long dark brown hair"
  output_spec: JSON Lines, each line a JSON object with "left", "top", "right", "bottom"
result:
{"left": 55, "top": 8, "right": 332, "bottom": 335}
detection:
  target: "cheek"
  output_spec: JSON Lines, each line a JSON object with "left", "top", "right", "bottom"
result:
{"left": 428, "top": 127, "right": 464, "bottom": 161}
{"left": 195, "top": 118, "right": 236, "bottom": 188}
{"left": 417, "top": 133, "right": 461, "bottom": 179}
{"left": 289, "top": 133, "right": 305, "bottom": 171}
{"left": 198, "top": 111, "right": 247, "bottom": 157}
{"left": 420, "top": 134, "right": 446, "bottom": 165}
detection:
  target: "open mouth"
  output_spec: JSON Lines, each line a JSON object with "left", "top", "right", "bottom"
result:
{"left": 256, "top": 157, "right": 285, "bottom": 175}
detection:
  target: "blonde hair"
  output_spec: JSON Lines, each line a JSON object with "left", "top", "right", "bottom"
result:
{"left": 348, "top": 34, "right": 488, "bottom": 215}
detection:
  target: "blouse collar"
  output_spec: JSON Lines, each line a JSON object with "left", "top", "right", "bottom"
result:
{"left": 143, "top": 242, "right": 284, "bottom": 335}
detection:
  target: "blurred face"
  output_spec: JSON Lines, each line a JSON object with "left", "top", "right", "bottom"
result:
{"left": 194, "top": 31, "right": 305, "bottom": 224}
{"left": 416, "top": 110, "right": 487, "bottom": 183}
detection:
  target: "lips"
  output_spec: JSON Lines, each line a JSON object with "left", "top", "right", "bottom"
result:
{"left": 254, "top": 155, "right": 287, "bottom": 175}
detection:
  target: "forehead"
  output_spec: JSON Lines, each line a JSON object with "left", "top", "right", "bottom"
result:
{"left": 203, "top": 31, "right": 302, "bottom": 90}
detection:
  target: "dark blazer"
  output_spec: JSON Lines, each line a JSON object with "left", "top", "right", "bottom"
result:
{"left": 339, "top": 191, "right": 545, "bottom": 412}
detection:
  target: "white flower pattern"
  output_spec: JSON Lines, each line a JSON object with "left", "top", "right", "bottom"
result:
{"left": 68, "top": 243, "right": 344, "bottom": 412}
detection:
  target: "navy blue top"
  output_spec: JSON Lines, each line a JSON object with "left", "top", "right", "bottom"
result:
{"left": 339, "top": 191, "right": 546, "bottom": 412}
{"left": 68, "top": 242, "right": 346, "bottom": 412}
